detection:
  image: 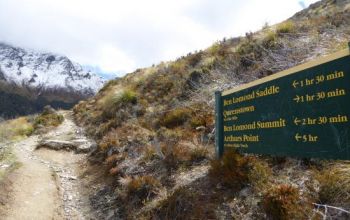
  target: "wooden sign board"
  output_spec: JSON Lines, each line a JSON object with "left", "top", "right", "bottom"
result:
{"left": 215, "top": 45, "right": 350, "bottom": 160}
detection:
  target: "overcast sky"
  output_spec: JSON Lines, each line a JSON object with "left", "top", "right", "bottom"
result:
{"left": 0, "top": 0, "right": 318, "bottom": 78}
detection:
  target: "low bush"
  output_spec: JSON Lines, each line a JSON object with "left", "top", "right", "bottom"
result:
{"left": 98, "top": 129, "right": 120, "bottom": 151}
{"left": 190, "top": 116, "right": 207, "bottom": 128}
{"left": 263, "top": 184, "right": 312, "bottom": 220}
{"left": 209, "top": 150, "right": 253, "bottom": 190}
{"left": 248, "top": 159, "right": 271, "bottom": 191}
{"left": 162, "top": 144, "right": 190, "bottom": 171}
{"left": 236, "top": 39, "right": 263, "bottom": 68}
{"left": 169, "top": 61, "right": 187, "bottom": 76}
{"left": 187, "top": 52, "right": 203, "bottom": 67}
{"left": 154, "top": 187, "right": 216, "bottom": 219}
{"left": 209, "top": 151, "right": 272, "bottom": 192}
{"left": 237, "top": 39, "right": 257, "bottom": 56}
{"left": 160, "top": 108, "right": 191, "bottom": 128}
{"left": 189, "top": 146, "right": 209, "bottom": 162}
{"left": 142, "top": 145, "right": 158, "bottom": 162}
{"left": 126, "top": 175, "right": 161, "bottom": 205}
{"left": 162, "top": 144, "right": 209, "bottom": 171}
{"left": 207, "top": 42, "right": 221, "bottom": 56}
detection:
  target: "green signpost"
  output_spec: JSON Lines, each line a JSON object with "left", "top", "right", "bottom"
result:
{"left": 215, "top": 44, "right": 350, "bottom": 160}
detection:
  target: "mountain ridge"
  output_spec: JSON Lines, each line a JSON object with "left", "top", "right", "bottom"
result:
{"left": 0, "top": 42, "right": 105, "bottom": 117}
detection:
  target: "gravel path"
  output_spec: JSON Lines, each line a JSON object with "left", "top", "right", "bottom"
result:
{"left": 1, "top": 111, "right": 93, "bottom": 220}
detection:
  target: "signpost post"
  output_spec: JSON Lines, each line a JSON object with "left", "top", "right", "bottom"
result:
{"left": 215, "top": 44, "right": 350, "bottom": 160}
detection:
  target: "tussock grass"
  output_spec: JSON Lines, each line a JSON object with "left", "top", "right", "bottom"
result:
{"left": 101, "top": 88, "right": 137, "bottom": 120}
{"left": 0, "top": 117, "right": 34, "bottom": 141}
{"left": 160, "top": 108, "right": 191, "bottom": 128}
{"left": 117, "top": 175, "right": 161, "bottom": 209}
{"left": 317, "top": 164, "right": 350, "bottom": 209}
{"left": 276, "top": 21, "right": 296, "bottom": 34}
{"left": 33, "top": 112, "right": 64, "bottom": 129}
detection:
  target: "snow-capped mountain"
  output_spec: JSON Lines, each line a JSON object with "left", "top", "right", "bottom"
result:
{"left": 0, "top": 42, "right": 105, "bottom": 96}
{"left": 0, "top": 42, "right": 106, "bottom": 118}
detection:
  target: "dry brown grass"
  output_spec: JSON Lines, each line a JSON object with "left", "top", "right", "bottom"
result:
{"left": 0, "top": 146, "right": 21, "bottom": 181}
{"left": 189, "top": 146, "right": 209, "bottom": 162}
{"left": 316, "top": 164, "right": 350, "bottom": 209}
{"left": 124, "top": 175, "right": 161, "bottom": 206}
{"left": 209, "top": 151, "right": 273, "bottom": 194}
{"left": 154, "top": 187, "right": 216, "bottom": 220}
{"left": 209, "top": 150, "right": 253, "bottom": 190}
{"left": 33, "top": 112, "right": 64, "bottom": 130}
{"left": 142, "top": 145, "right": 158, "bottom": 162}
{"left": 276, "top": 21, "right": 296, "bottom": 34}
{"left": 160, "top": 108, "right": 191, "bottom": 128}
{"left": 263, "top": 184, "right": 313, "bottom": 220}
{"left": 0, "top": 117, "right": 34, "bottom": 141}
{"left": 248, "top": 159, "right": 272, "bottom": 191}
{"left": 161, "top": 142, "right": 209, "bottom": 172}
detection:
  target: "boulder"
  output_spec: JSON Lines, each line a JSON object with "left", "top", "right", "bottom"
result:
{"left": 37, "top": 138, "right": 94, "bottom": 153}
{"left": 37, "top": 140, "right": 77, "bottom": 151}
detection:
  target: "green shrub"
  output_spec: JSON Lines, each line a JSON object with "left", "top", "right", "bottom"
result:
{"left": 263, "top": 184, "right": 312, "bottom": 220}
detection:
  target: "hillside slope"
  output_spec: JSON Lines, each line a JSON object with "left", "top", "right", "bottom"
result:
{"left": 74, "top": 0, "right": 350, "bottom": 219}
{"left": 0, "top": 43, "right": 105, "bottom": 118}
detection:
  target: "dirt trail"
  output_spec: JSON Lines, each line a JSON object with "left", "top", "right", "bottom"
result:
{"left": 1, "top": 111, "right": 92, "bottom": 220}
